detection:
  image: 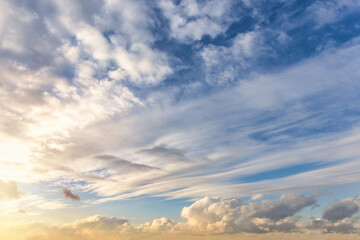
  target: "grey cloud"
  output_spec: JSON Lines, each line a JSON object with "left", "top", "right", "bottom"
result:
{"left": 238, "top": 216, "right": 300, "bottom": 234}
{"left": 323, "top": 198, "right": 360, "bottom": 222}
{"left": 180, "top": 194, "right": 314, "bottom": 234}
{"left": 139, "top": 145, "right": 189, "bottom": 162}
{"left": 0, "top": 180, "right": 22, "bottom": 200}
{"left": 62, "top": 188, "right": 80, "bottom": 201}
{"left": 305, "top": 196, "right": 360, "bottom": 234}
{"left": 95, "top": 155, "right": 160, "bottom": 172}
{"left": 307, "top": 218, "right": 359, "bottom": 234}
{"left": 241, "top": 194, "right": 316, "bottom": 221}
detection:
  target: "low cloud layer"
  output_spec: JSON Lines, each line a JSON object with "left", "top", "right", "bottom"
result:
{"left": 4, "top": 194, "right": 360, "bottom": 239}
{"left": 178, "top": 194, "right": 316, "bottom": 234}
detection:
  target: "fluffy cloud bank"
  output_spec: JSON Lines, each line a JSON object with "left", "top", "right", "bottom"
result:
{"left": 2, "top": 194, "right": 360, "bottom": 239}
{"left": 177, "top": 194, "right": 316, "bottom": 234}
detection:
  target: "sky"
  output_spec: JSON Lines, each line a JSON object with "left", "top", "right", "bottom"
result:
{"left": 1, "top": 0, "right": 360, "bottom": 239}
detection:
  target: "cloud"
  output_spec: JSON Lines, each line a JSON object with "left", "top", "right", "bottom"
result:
{"left": 306, "top": 0, "right": 360, "bottom": 28}
{"left": 19, "top": 215, "right": 132, "bottom": 240}
{"left": 251, "top": 194, "right": 264, "bottom": 201}
{"left": 201, "top": 31, "right": 263, "bottom": 84}
{"left": 322, "top": 197, "right": 360, "bottom": 222}
{"left": 0, "top": 180, "right": 22, "bottom": 200}
{"left": 306, "top": 196, "right": 360, "bottom": 234}
{"left": 62, "top": 189, "right": 80, "bottom": 201}
{"left": 95, "top": 154, "right": 160, "bottom": 172}
{"left": 179, "top": 194, "right": 315, "bottom": 234}
{"left": 180, "top": 196, "right": 243, "bottom": 233}
{"left": 139, "top": 145, "right": 189, "bottom": 163}
{"left": 157, "top": 0, "right": 235, "bottom": 42}
{"left": 307, "top": 218, "right": 359, "bottom": 234}
{"left": 139, "top": 217, "right": 174, "bottom": 233}
{"left": 241, "top": 194, "right": 316, "bottom": 221}
{"left": 1, "top": 0, "right": 360, "bottom": 225}
{"left": 2, "top": 195, "right": 360, "bottom": 238}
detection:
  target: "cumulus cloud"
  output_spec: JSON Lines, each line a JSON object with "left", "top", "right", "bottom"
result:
{"left": 4, "top": 195, "right": 360, "bottom": 238}
{"left": 157, "top": 0, "right": 235, "bottom": 42}
{"left": 0, "top": 180, "right": 22, "bottom": 200}
{"left": 307, "top": 217, "right": 359, "bottom": 234}
{"left": 201, "top": 31, "right": 264, "bottom": 84}
{"left": 178, "top": 194, "right": 315, "bottom": 234}
{"left": 181, "top": 196, "right": 243, "bottom": 233}
{"left": 62, "top": 189, "right": 80, "bottom": 201}
{"left": 323, "top": 197, "right": 360, "bottom": 222}
{"left": 251, "top": 194, "right": 264, "bottom": 201}
{"left": 241, "top": 194, "right": 316, "bottom": 221}
{"left": 306, "top": 196, "right": 360, "bottom": 234}
{"left": 20, "top": 215, "right": 132, "bottom": 240}
{"left": 139, "top": 217, "right": 174, "bottom": 233}
{"left": 0, "top": 0, "right": 172, "bottom": 85}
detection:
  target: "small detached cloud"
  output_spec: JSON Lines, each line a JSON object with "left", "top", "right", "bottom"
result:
{"left": 251, "top": 194, "right": 264, "bottom": 201}
{"left": 62, "top": 189, "right": 80, "bottom": 201}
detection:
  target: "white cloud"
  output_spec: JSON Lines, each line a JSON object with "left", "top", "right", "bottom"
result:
{"left": 177, "top": 194, "right": 314, "bottom": 234}
{"left": 158, "top": 0, "right": 235, "bottom": 42}
{"left": 180, "top": 196, "right": 243, "bottom": 233}
{"left": 0, "top": 0, "right": 172, "bottom": 85}
{"left": 201, "top": 31, "right": 263, "bottom": 84}
{"left": 139, "top": 217, "right": 174, "bottom": 233}
{"left": 251, "top": 194, "right": 264, "bottom": 201}
{"left": 307, "top": 0, "right": 360, "bottom": 28}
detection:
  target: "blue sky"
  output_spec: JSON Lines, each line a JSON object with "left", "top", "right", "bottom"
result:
{"left": 1, "top": 0, "right": 360, "bottom": 238}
